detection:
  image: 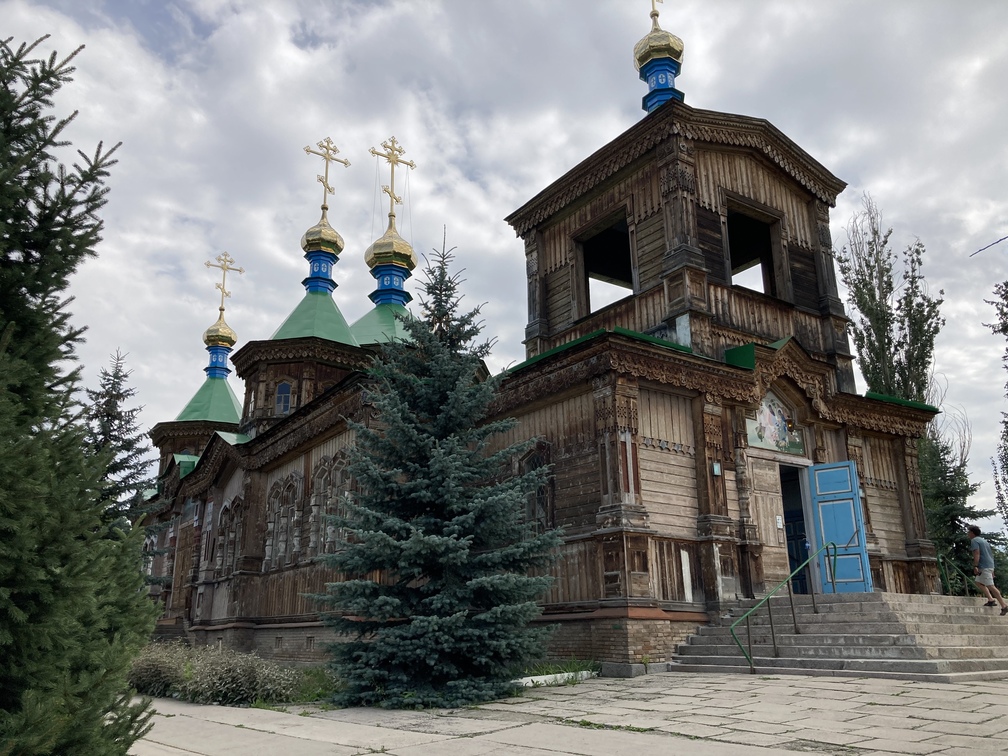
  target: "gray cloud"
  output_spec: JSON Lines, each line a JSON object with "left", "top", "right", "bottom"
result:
{"left": 5, "top": 0, "right": 1007, "bottom": 525}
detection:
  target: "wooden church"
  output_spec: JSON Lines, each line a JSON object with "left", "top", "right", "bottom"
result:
{"left": 143, "top": 6, "right": 939, "bottom": 666}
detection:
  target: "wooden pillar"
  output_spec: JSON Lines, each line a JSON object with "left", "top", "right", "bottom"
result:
{"left": 894, "top": 437, "right": 938, "bottom": 593}
{"left": 694, "top": 396, "right": 737, "bottom": 607}
{"left": 732, "top": 405, "right": 760, "bottom": 599}
{"left": 523, "top": 231, "right": 548, "bottom": 356}
{"left": 594, "top": 374, "right": 647, "bottom": 531}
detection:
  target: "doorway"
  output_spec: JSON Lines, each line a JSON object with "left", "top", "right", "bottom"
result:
{"left": 780, "top": 465, "right": 810, "bottom": 593}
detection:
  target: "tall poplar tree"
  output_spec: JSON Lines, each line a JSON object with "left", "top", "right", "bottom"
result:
{"left": 837, "top": 195, "right": 984, "bottom": 579}
{"left": 0, "top": 36, "right": 155, "bottom": 752}
{"left": 316, "top": 244, "right": 560, "bottom": 708}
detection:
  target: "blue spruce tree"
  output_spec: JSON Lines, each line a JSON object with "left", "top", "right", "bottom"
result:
{"left": 317, "top": 243, "right": 560, "bottom": 708}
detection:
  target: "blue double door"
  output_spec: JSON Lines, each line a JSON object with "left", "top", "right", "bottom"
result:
{"left": 784, "top": 461, "right": 872, "bottom": 594}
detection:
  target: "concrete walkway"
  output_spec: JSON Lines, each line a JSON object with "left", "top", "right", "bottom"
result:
{"left": 131, "top": 671, "right": 1008, "bottom": 755}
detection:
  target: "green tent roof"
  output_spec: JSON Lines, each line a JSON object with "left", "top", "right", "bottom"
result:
{"left": 351, "top": 303, "right": 412, "bottom": 345}
{"left": 175, "top": 377, "right": 242, "bottom": 424}
{"left": 172, "top": 453, "right": 200, "bottom": 479}
{"left": 271, "top": 291, "right": 359, "bottom": 345}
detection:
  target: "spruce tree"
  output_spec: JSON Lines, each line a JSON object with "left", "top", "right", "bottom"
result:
{"left": 316, "top": 244, "right": 560, "bottom": 708}
{"left": 0, "top": 36, "right": 155, "bottom": 752}
{"left": 85, "top": 349, "right": 155, "bottom": 523}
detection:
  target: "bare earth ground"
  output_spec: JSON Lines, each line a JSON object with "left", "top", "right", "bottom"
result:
{"left": 131, "top": 671, "right": 1008, "bottom": 756}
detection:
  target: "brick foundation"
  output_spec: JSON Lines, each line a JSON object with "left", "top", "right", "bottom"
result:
{"left": 544, "top": 614, "right": 704, "bottom": 664}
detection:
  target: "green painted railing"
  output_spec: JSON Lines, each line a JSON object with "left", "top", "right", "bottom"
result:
{"left": 729, "top": 542, "right": 838, "bottom": 674}
{"left": 936, "top": 553, "right": 981, "bottom": 597}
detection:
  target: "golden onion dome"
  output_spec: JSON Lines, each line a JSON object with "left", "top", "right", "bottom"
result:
{"left": 364, "top": 215, "right": 417, "bottom": 271}
{"left": 300, "top": 205, "right": 345, "bottom": 255}
{"left": 203, "top": 308, "right": 237, "bottom": 348}
{"left": 633, "top": 12, "right": 684, "bottom": 71}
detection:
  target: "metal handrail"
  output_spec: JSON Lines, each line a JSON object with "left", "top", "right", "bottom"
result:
{"left": 936, "top": 552, "right": 981, "bottom": 597}
{"left": 729, "top": 541, "right": 839, "bottom": 673}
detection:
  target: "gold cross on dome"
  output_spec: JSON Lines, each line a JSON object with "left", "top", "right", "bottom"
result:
{"left": 652, "top": 0, "right": 664, "bottom": 13}
{"left": 369, "top": 136, "right": 416, "bottom": 217}
{"left": 304, "top": 137, "right": 350, "bottom": 207}
{"left": 205, "top": 251, "right": 244, "bottom": 310}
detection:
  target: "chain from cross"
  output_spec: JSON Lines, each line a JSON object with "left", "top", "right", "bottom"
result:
{"left": 304, "top": 137, "right": 350, "bottom": 207}
{"left": 205, "top": 251, "right": 245, "bottom": 310}
{"left": 369, "top": 136, "right": 416, "bottom": 216}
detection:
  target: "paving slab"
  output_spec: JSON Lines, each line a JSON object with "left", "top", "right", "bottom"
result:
{"left": 130, "top": 670, "right": 1008, "bottom": 756}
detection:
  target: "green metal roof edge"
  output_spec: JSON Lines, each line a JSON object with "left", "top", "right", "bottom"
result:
{"left": 864, "top": 391, "right": 940, "bottom": 414}
{"left": 505, "top": 329, "right": 608, "bottom": 374}
{"left": 725, "top": 343, "right": 756, "bottom": 370}
{"left": 351, "top": 302, "right": 413, "bottom": 345}
{"left": 610, "top": 326, "right": 692, "bottom": 354}
{"left": 174, "top": 377, "right": 242, "bottom": 423}
{"left": 506, "top": 327, "right": 692, "bottom": 375}
{"left": 215, "top": 431, "right": 251, "bottom": 446}
{"left": 270, "top": 291, "right": 359, "bottom": 346}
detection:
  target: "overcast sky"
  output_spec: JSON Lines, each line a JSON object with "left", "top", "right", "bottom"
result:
{"left": 5, "top": 0, "right": 1008, "bottom": 527}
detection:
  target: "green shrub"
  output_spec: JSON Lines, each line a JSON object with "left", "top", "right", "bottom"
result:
{"left": 127, "top": 641, "right": 188, "bottom": 698}
{"left": 128, "top": 643, "right": 297, "bottom": 706}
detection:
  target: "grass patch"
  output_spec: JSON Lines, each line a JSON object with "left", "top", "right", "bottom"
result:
{"left": 569, "top": 719, "right": 654, "bottom": 733}
{"left": 522, "top": 658, "right": 600, "bottom": 677}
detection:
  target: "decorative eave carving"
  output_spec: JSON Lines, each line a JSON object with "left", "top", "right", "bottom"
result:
{"left": 505, "top": 101, "right": 846, "bottom": 238}
{"left": 491, "top": 332, "right": 754, "bottom": 417}
{"left": 179, "top": 435, "right": 243, "bottom": 497}
{"left": 828, "top": 393, "right": 935, "bottom": 438}
{"left": 149, "top": 419, "right": 238, "bottom": 448}
{"left": 491, "top": 331, "right": 934, "bottom": 440}
{"left": 231, "top": 336, "right": 372, "bottom": 379}
{"left": 241, "top": 388, "right": 366, "bottom": 470}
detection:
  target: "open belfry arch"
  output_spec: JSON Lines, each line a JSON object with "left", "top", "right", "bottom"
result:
{"left": 493, "top": 3, "right": 938, "bottom": 663}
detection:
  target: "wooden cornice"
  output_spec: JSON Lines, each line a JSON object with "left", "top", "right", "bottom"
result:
{"left": 179, "top": 434, "right": 244, "bottom": 497}
{"left": 493, "top": 330, "right": 933, "bottom": 440}
{"left": 149, "top": 419, "right": 238, "bottom": 447}
{"left": 230, "top": 336, "right": 372, "bottom": 379}
{"left": 505, "top": 100, "right": 847, "bottom": 238}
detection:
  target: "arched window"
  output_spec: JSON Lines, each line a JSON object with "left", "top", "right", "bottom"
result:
{"left": 276, "top": 382, "right": 292, "bottom": 416}
{"left": 520, "top": 442, "right": 554, "bottom": 536}
{"left": 264, "top": 474, "right": 303, "bottom": 570}
{"left": 215, "top": 500, "right": 242, "bottom": 578}
{"left": 309, "top": 454, "right": 354, "bottom": 556}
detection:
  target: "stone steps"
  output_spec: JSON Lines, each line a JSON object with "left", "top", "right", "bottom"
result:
{"left": 671, "top": 592, "right": 1008, "bottom": 683}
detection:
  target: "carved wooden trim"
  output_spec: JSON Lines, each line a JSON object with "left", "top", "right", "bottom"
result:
{"left": 505, "top": 102, "right": 846, "bottom": 238}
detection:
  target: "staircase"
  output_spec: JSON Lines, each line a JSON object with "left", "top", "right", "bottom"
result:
{"left": 670, "top": 592, "right": 1008, "bottom": 683}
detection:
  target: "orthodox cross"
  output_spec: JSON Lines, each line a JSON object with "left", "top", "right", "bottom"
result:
{"left": 369, "top": 136, "right": 416, "bottom": 217}
{"left": 652, "top": 0, "right": 664, "bottom": 13}
{"left": 205, "top": 251, "right": 244, "bottom": 310}
{"left": 304, "top": 137, "right": 350, "bottom": 207}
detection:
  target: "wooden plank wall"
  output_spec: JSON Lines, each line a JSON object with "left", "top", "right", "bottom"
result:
{"left": 495, "top": 391, "right": 600, "bottom": 529}
{"left": 543, "top": 540, "right": 601, "bottom": 605}
{"left": 170, "top": 526, "right": 196, "bottom": 615}
{"left": 707, "top": 282, "right": 829, "bottom": 353}
{"left": 636, "top": 389, "right": 698, "bottom": 536}
{"left": 248, "top": 561, "right": 343, "bottom": 619}
{"left": 693, "top": 150, "right": 815, "bottom": 249}
{"left": 635, "top": 211, "right": 666, "bottom": 291}
{"left": 861, "top": 435, "right": 907, "bottom": 558}
{"left": 749, "top": 458, "right": 791, "bottom": 585}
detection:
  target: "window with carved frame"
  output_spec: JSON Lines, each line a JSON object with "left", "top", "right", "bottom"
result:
{"left": 264, "top": 473, "right": 303, "bottom": 569}
{"left": 214, "top": 498, "right": 242, "bottom": 578}
{"left": 520, "top": 441, "right": 554, "bottom": 536}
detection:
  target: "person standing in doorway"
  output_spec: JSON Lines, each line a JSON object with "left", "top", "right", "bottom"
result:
{"left": 967, "top": 525, "right": 1008, "bottom": 615}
